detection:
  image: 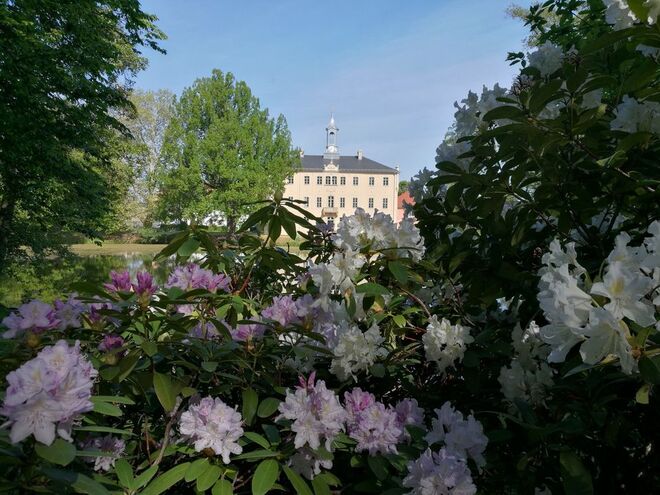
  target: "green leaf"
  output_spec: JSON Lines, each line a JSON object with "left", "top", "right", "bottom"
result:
{"left": 213, "top": 478, "right": 234, "bottom": 495}
{"left": 636, "top": 383, "right": 651, "bottom": 405}
{"left": 251, "top": 459, "right": 280, "bottom": 495}
{"left": 279, "top": 210, "right": 298, "bottom": 239}
{"left": 529, "top": 79, "right": 563, "bottom": 114}
{"left": 233, "top": 449, "right": 280, "bottom": 461}
{"left": 242, "top": 388, "right": 259, "bottom": 426}
{"left": 92, "top": 395, "right": 135, "bottom": 405}
{"left": 560, "top": 451, "right": 593, "bottom": 495}
{"left": 244, "top": 432, "right": 271, "bottom": 449}
{"left": 482, "top": 105, "right": 524, "bottom": 121}
{"left": 153, "top": 372, "right": 178, "bottom": 412}
{"left": 387, "top": 261, "right": 408, "bottom": 284}
{"left": 639, "top": 355, "right": 660, "bottom": 384}
{"left": 133, "top": 465, "right": 159, "bottom": 489}
{"left": 91, "top": 399, "right": 123, "bottom": 417}
{"left": 197, "top": 465, "right": 222, "bottom": 492}
{"left": 367, "top": 456, "right": 389, "bottom": 480}
{"left": 268, "top": 217, "right": 282, "bottom": 242}
{"left": 184, "top": 458, "right": 210, "bottom": 482}
{"left": 115, "top": 459, "right": 134, "bottom": 489}
{"left": 392, "top": 314, "right": 406, "bottom": 328}
{"left": 238, "top": 204, "right": 275, "bottom": 233}
{"left": 74, "top": 425, "right": 134, "bottom": 436}
{"left": 72, "top": 474, "right": 111, "bottom": 495}
{"left": 282, "top": 465, "right": 313, "bottom": 495}
{"left": 141, "top": 341, "right": 158, "bottom": 357}
{"left": 257, "top": 398, "right": 281, "bottom": 418}
{"left": 355, "top": 283, "right": 391, "bottom": 296}
{"left": 35, "top": 439, "right": 76, "bottom": 466}
{"left": 177, "top": 237, "right": 200, "bottom": 258}
{"left": 141, "top": 463, "right": 190, "bottom": 495}
{"left": 311, "top": 476, "right": 331, "bottom": 495}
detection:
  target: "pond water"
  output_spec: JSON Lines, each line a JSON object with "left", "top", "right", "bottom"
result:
{"left": 0, "top": 252, "right": 175, "bottom": 308}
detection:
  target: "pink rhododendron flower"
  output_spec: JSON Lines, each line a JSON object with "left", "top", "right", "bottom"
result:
{"left": 166, "top": 264, "right": 230, "bottom": 293}
{"left": 104, "top": 270, "right": 132, "bottom": 293}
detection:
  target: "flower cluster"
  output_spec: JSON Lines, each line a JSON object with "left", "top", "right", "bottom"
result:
{"left": 344, "top": 388, "right": 402, "bottom": 455}
{"left": 422, "top": 316, "right": 473, "bottom": 373}
{"left": 527, "top": 41, "right": 564, "bottom": 76}
{"left": 603, "top": 0, "right": 660, "bottom": 28}
{"left": 308, "top": 250, "right": 366, "bottom": 301}
{"left": 82, "top": 435, "right": 126, "bottom": 472}
{"left": 329, "top": 322, "right": 386, "bottom": 381}
{"left": 333, "top": 208, "right": 425, "bottom": 261}
{"left": 1, "top": 300, "right": 59, "bottom": 338}
{"left": 1, "top": 340, "right": 97, "bottom": 445}
{"left": 610, "top": 96, "right": 660, "bottom": 134}
{"left": 538, "top": 222, "right": 659, "bottom": 373}
{"left": 498, "top": 322, "right": 554, "bottom": 408}
{"left": 277, "top": 374, "right": 346, "bottom": 453}
{"left": 403, "top": 448, "right": 476, "bottom": 495}
{"left": 166, "top": 263, "right": 231, "bottom": 293}
{"left": 179, "top": 396, "right": 244, "bottom": 464}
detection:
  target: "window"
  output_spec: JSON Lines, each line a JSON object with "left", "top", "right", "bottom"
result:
{"left": 382, "top": 198, "right": 388, "bottom": 209}
{"left": 328, "top": 196, "right": 334, "bottom": 207}
{"left": 340, "top": 176, "right": 346, "bottom": 185}
{"left": 383, "top": 177, "right": 389, "bottom": 186}
{"left": 332, "top": 176, "right": 337, "bottom": 185}
{"left": 316, "top": 197, "right": 322, "bottom": 208}
{"left": 303, "top": 196, "right": 309, "bottom": 205}
{"left": 317, "top": 176, "right": 322, "bottom": 185}
{"left": 304, "top": 176, "right": 310, "bottom": 185}
{"left": 340, "top": 197, "right": 345, "bottom": 208}
{"left": 289, "top": 196, "right": 293, "bottom": 200}
{"left": 353, "top": 198, "right": 358, "bottom": 208}
{"left": 325, "top": 176, "right": 331, "bottom": 185}
{"left": 368, "top": 198, "right": 374, "bottom": 208}
{"left": 369, "top": 177, "right": 375, "bottom": 186}
{"left": 353, "top": 177, "right": 359, "bottom": 186}
{"left": 287, "top": 176, "right": 294, "bottom": 184}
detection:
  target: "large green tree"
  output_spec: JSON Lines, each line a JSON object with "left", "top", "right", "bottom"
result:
{"left": 0, "top": 0, "right": 164, "bottom": 268}
{"left": 157, "top": 70, "right": 298, "bottom": 231}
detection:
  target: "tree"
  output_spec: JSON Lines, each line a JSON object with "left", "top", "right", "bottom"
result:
{"left": 157, "top": 70, "right": 298, "bottom": 232}
{"left": 0, "top": 0, "right": 164, "bottom": 269}
{"left": 117, "top": 89, "right": 175, "bottom": 228}
{"left": 397, "top": 180, "right": 410, "bottom": 195}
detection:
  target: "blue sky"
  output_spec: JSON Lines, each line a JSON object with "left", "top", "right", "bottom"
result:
{"left": 136, "top": 0, "right": 533, "bottom": 180}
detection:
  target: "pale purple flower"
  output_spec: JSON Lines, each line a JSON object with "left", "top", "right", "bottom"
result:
{"left": 166, "top": 264, "right": 230, "bottom": 293}
{"left": 188, "top": 321, "right": 221, "bottom": 340}
{"left": 53, "top": 295, "right": 86, "bottom": 331}
{"left": 425, "top": 402, "right": 488, "bottom": 468}
{"left": 230, "top": 322, "right": 266, "bottom": 342}
{"left": 179, "top": 396, "right": 244, "bottom": 464}
{"left": 2, "top": 300, "right": 59, "bottom": 338}
{"left": 98, "top": 334, "right": 125, "bottom": 352}
{"left": 395, "top": 398, "right": 425, "bottom": 440}
{"left": 1, "top": 340, "right": 97, "bottom": 445}
{"left": 262, "top": 296, "right": 300, "bottom": 327}
{"left": 289, "top": 446, "right": 333, "bottom": 480}
{"left": 345, "top": 399, "right": 402, "bottom": 456}
{"left": 277, "top": 374, "right": 346, "bottom": 451}
{"left": 344, "top": 388, "right": 376, "bottom": 424}
{"left": 82, "top": 435, "right": 125, "bottom": 472}
{"left": 403, "top": 448, "right": 476, "bottom": 495}
{"left": 104, "top": 270, "right": 132, "bottom": 293}
{"left": 88, "top": 300, "right": 116, "bottom": 325}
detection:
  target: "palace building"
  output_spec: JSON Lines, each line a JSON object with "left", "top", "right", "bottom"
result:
{"left": 283, "top": 115, "right": 399, "bottom": 223}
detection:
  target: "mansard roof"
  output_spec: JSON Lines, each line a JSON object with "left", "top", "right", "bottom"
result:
{"left": 298, "top": 155, "right": 398, "bottom": 174}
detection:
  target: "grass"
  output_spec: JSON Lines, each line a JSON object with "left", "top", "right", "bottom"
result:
{"left": 69, "top": 243, "right": 167, "bottom": 256}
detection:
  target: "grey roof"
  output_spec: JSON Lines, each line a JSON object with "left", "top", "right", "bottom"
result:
{"left": 298, "top": 155, "right": 398, "bottom": 174}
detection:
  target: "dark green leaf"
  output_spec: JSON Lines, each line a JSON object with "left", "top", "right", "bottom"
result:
{"left": 251, "top": 459, "right": 280, "bottom": 495}
{"left": 242, "top": 388, "right": 259, "bottom": 426}
{"left": 257, "top": 398, "right": 281, "bottom": 418}
{"left": 35, "top": 439, "right": 76, "bottom": 466}
{"left": 141, "top": 463, "right": 191, "bottom": 495}
{"left": 282, "top": 465, "right": 313, "bottom": 495}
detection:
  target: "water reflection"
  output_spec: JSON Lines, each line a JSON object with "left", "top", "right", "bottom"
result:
{"left": 0, "top": 253, "right": 175, "bottom": 307}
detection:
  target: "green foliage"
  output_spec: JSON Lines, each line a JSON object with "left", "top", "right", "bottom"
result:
{"left": 0, "top": 0, "right": 165, "bottom": 269}
{"left": 157, "top": 69, "right": 299, "bottom": 230}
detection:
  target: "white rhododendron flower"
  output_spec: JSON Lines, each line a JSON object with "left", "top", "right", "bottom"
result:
{"left": 580, "top": 308, "right": 635, "bottom": 373}
{"left": 610, "top": 96, "right": 660, "bottom": 134}
{"left": 179, "top": 396, "right": 244, "bottom": 464}
{"left": 527, "top": 41, "right": 564, "bottom": 76}
{"left": 329, "top": 322, "right": 386, "bottom": 381}
{"left": 423, "top": 316, "right": 473, "bottom": 373}
{"left": 603, "top": 0, "right": 638, "bottom": 29}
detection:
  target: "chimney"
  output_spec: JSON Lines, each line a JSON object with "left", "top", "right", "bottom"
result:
{"left": 357, "top": 149, "right": 363, "bottom": 160}
{"left": 299, "top": 149, "right": 305, "bottom": 158}
{"left": 395, "top": 165, "right": 400, "bottom": 172}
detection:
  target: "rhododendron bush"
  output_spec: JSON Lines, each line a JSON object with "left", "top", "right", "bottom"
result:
{"left": 1, "top": 1, "right": 660, "bottom": 494}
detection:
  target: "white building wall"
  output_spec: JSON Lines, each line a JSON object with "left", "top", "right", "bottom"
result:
{"left": 283, "top": 168, "right": 399, "bottom": 222}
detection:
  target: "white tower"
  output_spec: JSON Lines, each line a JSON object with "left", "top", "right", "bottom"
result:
{"left": 323, "top": 113, "right": 340, "bottom": 160}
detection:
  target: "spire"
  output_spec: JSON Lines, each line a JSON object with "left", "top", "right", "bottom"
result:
{"left": 324, "top": 113, "right": 339, "bottom": 159}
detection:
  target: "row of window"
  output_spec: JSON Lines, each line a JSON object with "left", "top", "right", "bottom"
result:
{"left": 302, "top": 197, "right": 389, "bottom": 209}
{"left": 287, "top": 176, "right": 390, "bottom": 186}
